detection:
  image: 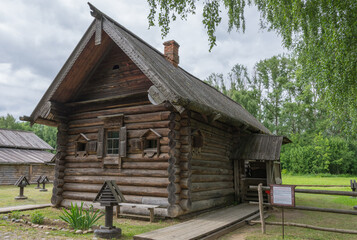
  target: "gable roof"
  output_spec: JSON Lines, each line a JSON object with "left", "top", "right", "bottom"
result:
{"left": 25, "top": 3, "right": 270, "bottom": 134}
{"left": 0, "top": 129, "right": 53, "bottom": 151}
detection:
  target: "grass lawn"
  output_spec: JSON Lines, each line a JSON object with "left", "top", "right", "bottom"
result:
{"left": 0, "top": 184, "right": 53, "bottom": 208}
{"left": 221, "top": 174, "right": 357, "bottom": 240}
{"left": 0, "top": 184, "right": 178, "bottom": 239}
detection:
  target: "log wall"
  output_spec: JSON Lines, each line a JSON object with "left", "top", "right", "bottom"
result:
{"left": 0, "top": 164, "right": 54, "bottom": 185}
{"left": 186, "top": 112, "right": 235, "bottom": 213}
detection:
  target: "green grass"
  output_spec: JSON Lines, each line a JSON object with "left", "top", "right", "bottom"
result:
{"left": 221, "top": 174, "right": 357, "bottom": 240}
{"left": 0, "top": 184, "right": 53, "bottom": 208}
{"left": 0, "top": 207, "right": 178, "bottom": 239}
{"left": 0, "top": 184, "right": 177, "bottom": 239}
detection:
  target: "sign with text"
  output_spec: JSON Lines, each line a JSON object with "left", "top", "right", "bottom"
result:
{"left": 270, "top": 184, "right": 296, "bottom": 207}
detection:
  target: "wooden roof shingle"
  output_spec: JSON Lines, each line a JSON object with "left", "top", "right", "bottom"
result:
{"left": 25, "top": 3, "right": 270, "bottom": 134}
{"left": 0, "top": 129, "right": 53, "bottom": 150}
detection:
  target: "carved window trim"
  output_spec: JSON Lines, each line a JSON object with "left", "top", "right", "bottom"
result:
{"left": 75, "top": 133, "right": 97, "bottom": 158}
{"left": 97, "top": 114, "right": 127, "bottom": 167}
{"left": 140, "top": 129, "right": 162, "bottom": 158}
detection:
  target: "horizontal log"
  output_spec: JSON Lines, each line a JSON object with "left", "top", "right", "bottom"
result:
{"left": 64, "top": 168, "right": 168, "bottom": 177}
{"left": 167, "top": 204, "right": 183, "bottom": 218}
{"left": 192, "top": 182, "right": 234, "bottom": 192}
{"left": 251, "top": 220, "right": 357, "bottom": 235}
{"left": 189, "top": 152, "right": 230, "bottom": 162}
{"left": 63, "top": 176, "right": 169, "bottom": 187}
{"left": 249, "top": 186, "right": 357, "bottom": 197}
{"left": 125, "top": 111, "right": 171, "bottom": 123}
{"left": 180, "top": 199, "right": 192, "bottom": 211}
{"left": 191, "top": 188, "right": 234, "bottom": 201}
{"left": 65, "top": 155, "right": 101, "bottom": 163}
{"left": 191, "top": 159, "right": 232, "bottom": 170}
{"left": 191, "top": 166, "right": 233, "bottom": 175}
{"left": 192, "top": 174, "right": 233, "bottom": 183}
{"left": 69, "top": 104, "right": 168, "bottom": 121}
{"left": 63, "top": 183, "right": 168, "bottom": 197}
{"left": 180, "top": 178, "right": 191, "bottom": 189}
{"left": 189, "top": 195, "right": 234, "bottom": 213}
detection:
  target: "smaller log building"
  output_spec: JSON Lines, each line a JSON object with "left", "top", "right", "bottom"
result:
{"left": 22, "top": 3, "right": 289, "bottom": 218}
{"left": 0, "top": 129, "right": 54, "bottom": 185}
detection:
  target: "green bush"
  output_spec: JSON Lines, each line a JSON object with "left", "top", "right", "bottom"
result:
{"left": 59, "top": 202, "right": 104, "bottom": 230}
{"left": 10, "top": 210, "right": 22, "bottom": 219}
{"left": 281, "top": 133, "right": 357, "bottom": 175}
{"left": 31, "top": 211, "right": 44, "bottom": 224}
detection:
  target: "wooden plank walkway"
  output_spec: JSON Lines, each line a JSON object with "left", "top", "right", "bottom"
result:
{"left": 134, "top": 203, "right": 258, "bottom": 240}
{"left": 0, "top": 204, "right": 52, "bottom": 214}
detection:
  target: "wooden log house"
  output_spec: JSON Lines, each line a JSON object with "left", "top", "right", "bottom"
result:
{"left": 22, "top": 4, "right": 289, "bottom": 217}
{"left": 0, "top": 129, "right": 54, "bottom": 185}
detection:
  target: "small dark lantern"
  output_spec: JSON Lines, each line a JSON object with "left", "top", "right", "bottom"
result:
{"left": 14, "top": 176, "right": 30, "bottom": 200}
{"left": 39, "top": 176, "right": 49, "bottom": 192}
{"left": 93, "top": 180, "right": 125, "bottom": 239}
{"left": 34, "top": 175, "right": 43, "bottom": 189}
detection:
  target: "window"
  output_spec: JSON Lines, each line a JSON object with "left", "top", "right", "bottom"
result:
{"left": 77, "top": 142, "right": 86, "bottom": 152}
{"left": 140, "top": 129, "right": 162, "bottom": 158}
{"left": 97, "top": 114, "right": 127, "bottom": 167}
{"left": 106, "top": 130, "right": 119, "bottom": 155}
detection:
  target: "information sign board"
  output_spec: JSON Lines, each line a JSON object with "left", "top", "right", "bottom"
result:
{"left": 270, "top": 184, "right": 295, "bottom": 207}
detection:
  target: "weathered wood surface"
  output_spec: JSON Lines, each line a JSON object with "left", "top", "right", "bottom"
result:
{"left": 134, "top": 203, "right": 258, "bottom": 240}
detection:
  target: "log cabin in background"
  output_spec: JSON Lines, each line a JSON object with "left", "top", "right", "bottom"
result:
{"left": 0, "top": 129, "right": 54, "bottom": 185}
{"left": 21, "top": 3, "right": 290, "bottom": 218}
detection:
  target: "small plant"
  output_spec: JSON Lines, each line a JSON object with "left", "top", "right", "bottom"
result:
{"left": 59, "top": 202, "right": 104, "bottom": 230}
{"left": 31, "top": 211, "right": 44, "bottom": 224}
{"left": 10, "top": 210, "right": 22, "bottom": 219}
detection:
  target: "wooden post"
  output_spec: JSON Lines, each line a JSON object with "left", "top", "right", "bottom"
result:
{"left": 258, "top": 183, "right": 266, "bottom": 234}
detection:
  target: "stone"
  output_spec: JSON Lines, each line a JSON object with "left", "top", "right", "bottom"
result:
{"left": 70, "top": 230, "right": 75, "bottom": 233}
{"left": 94, "top": 227, "right": 122, "bottom": 239}
{"left": 2, "top": 216, "right": 8, "bottom": 220}
{"left": 87, "top": 229, "right": 94, "bottom": 233}
{"left": 75, "top": 230, "right": 83, "bottom": 234}
{"left": 45, "top": 232, "right": 50, "bottom": 235}
{"left": 83, "top": 231, "right": 88, "bottom": 234}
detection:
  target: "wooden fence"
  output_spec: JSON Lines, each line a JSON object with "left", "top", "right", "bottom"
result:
{"left": 249, "top": 184, "right": 357, "bottom": 235}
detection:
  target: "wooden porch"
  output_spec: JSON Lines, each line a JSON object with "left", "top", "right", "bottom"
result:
{"left": 134, "top": 203, "right": 258, "bottom": 240}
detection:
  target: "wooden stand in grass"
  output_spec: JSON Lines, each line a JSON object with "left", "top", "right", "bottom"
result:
{"left": 93, "top": 180, "right": 126, "bottom": 239}
{"left": 34, "top": 175, "right": 43, "bottom": 189}
{"left": 15, "top": 176, "right": 30, "bottom": 200}
{"left": 39, "top": 176, "right": 49, "bottom": 192}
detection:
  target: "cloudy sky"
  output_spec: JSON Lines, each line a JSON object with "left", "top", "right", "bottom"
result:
{"left": 0, "top": 0, "right": 286, "bottom": 120}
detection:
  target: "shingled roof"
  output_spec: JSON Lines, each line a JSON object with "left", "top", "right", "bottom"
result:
{"left": 0, "top": 129, "right": 53, "bottom": 150}
{"left": 0, "top": 129, "right": 54, "bottom": 164}
{"left": 25, "top": 3, "right": 270, "bottom": 134}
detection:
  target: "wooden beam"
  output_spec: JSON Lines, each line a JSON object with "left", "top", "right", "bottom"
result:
{"left": 65, "top": 91, "right": 147, "bottom": 107}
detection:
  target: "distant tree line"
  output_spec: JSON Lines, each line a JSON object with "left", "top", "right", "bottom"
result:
{"left": 206, "top": 55, "right": 357, "bottom": 175}
{"left": 0, "top": 114, "right": 57, "bottom": 149}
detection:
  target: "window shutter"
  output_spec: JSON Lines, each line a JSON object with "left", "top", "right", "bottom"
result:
{"left": 97, "top": 127, "right": 104, "bottom": 158}
{"left": 119, "top": 126, "right": 127, "bottom": 157}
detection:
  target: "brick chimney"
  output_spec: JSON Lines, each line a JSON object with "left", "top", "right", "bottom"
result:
{"left": 163, "top": 40, "right": 180, "bottom": 67}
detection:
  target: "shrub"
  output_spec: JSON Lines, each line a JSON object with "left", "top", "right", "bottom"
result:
{"left": 10, "top": 210, "right": 21, "bottom": 219}
{"left": 31, "top": 211, "right": 44, "bottom": 224}
{"left": 59, "top": 202, "right": 104, "bottom": 230}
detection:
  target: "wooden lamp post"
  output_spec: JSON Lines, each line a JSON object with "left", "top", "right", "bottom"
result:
{"left": 39, "top": 176, "right": 49, "bottom": 192}
{"left": 34, "top": 175, "right": 43, "bottom": 189}
{"left": 93, "top": 180, "right": 125, "bottom": 239}
{"left": 14, "top": 176, "right": 30, "bottom": 200}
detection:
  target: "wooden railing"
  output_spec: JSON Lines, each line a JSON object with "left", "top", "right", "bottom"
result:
{"left": 249, "top": 184, "right": 357, "bottom": 235}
